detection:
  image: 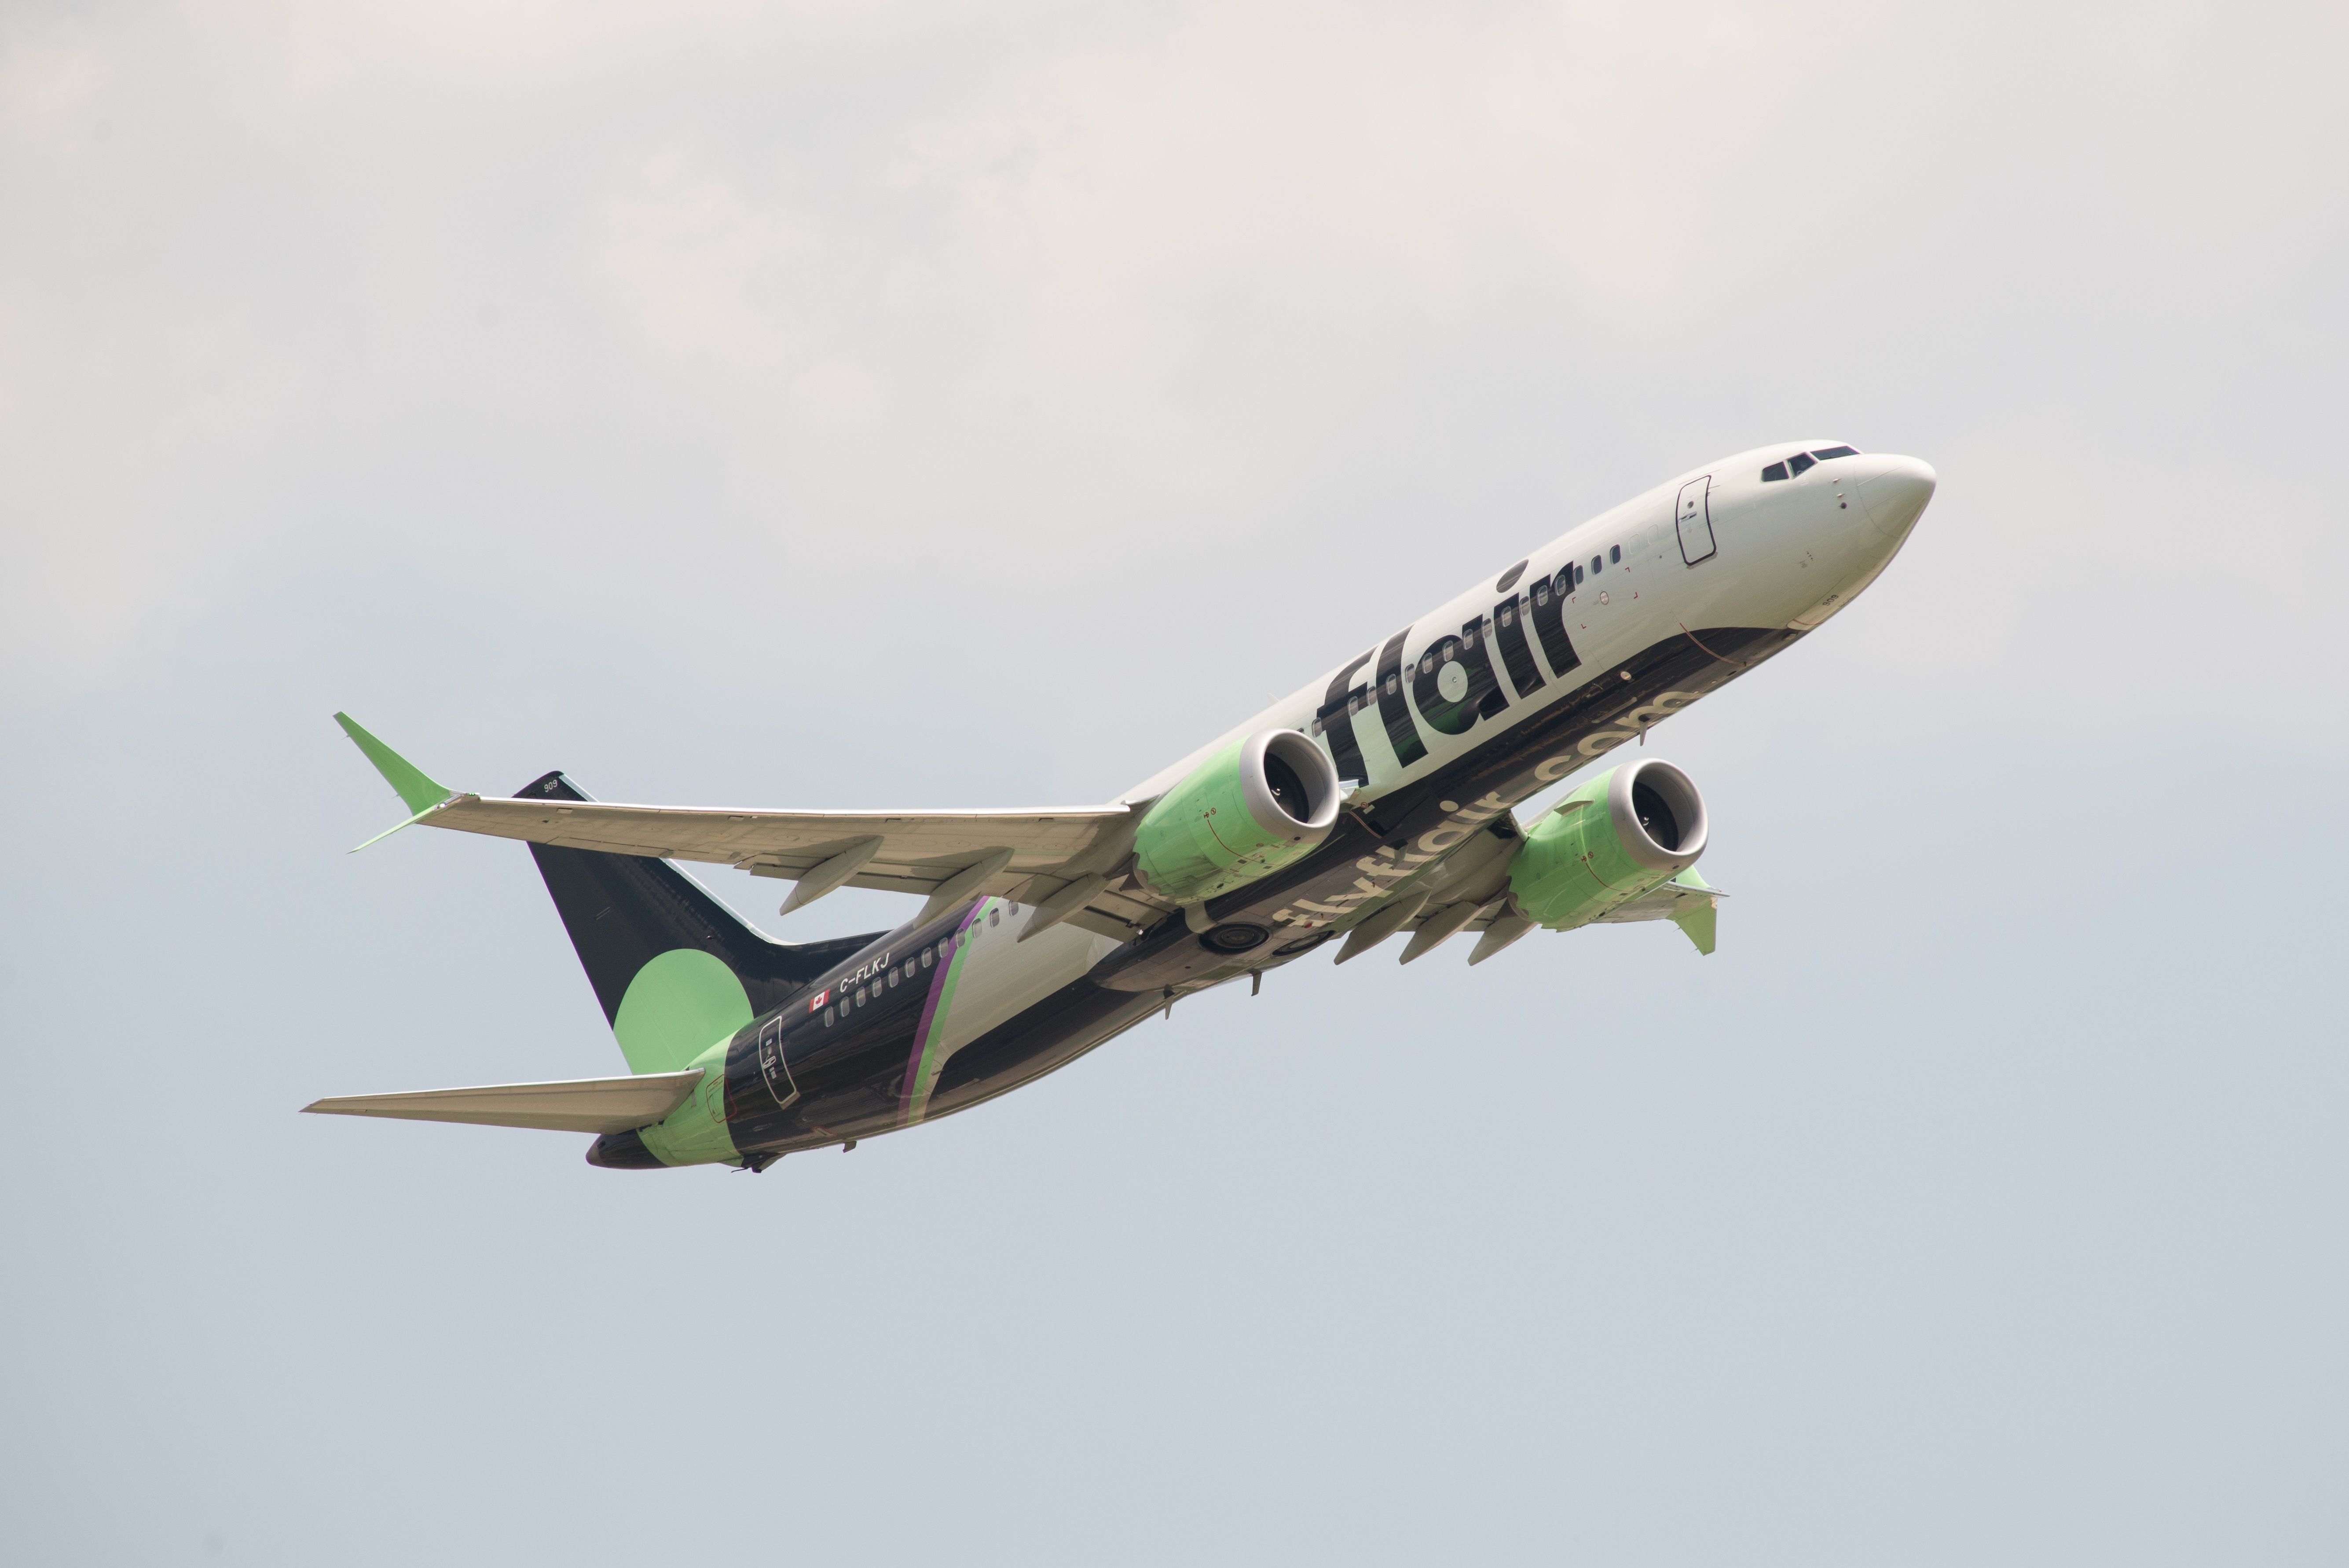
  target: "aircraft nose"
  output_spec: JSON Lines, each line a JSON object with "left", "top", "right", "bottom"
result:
{"left": 1851, "top": 454, "right": 1937, "bottom": 540}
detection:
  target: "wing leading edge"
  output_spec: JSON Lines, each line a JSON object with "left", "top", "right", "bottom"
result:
{"left": 416, "top": 792, "right": 1154, "bottom": 932}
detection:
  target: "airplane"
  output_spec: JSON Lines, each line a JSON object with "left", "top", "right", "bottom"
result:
{"left": 309, "top": 440, "right": 1935, "bottom": 1172}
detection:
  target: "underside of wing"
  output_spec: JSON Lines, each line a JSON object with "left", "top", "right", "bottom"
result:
{"left": 1591, "top": 870, "right": 1722, "bottom": 954}
{"left": 1591, "top": 870, "right": 1721, "bottom": 925}
{"left": 415, "top": 792, "right": 1166, "bottom": 937}
{"left": 301, "top": 1071, "right": 706, "bottom": 1134}
{"left": 333, "top": 715, "right": 1174, "bottom": 940}
{"left": 420, "top": 794, "right": 1125, "bottom": 871}
{"left": 1383, "top": 869, "right": 1725, "bottom": 962}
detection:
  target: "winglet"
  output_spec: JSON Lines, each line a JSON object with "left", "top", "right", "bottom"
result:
{"left": 334, "top": 713, "right": 457, "bottom": 851}
{"left": 1666, "top": 868, "right": 1719, "bottom": 956}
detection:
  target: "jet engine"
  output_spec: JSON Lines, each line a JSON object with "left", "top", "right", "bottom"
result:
{"left": 1132, "top": 729, "right": 1344, "bottom": 905}
{"left": 1508, "top": 758, "right": 1708, "bottom": 931}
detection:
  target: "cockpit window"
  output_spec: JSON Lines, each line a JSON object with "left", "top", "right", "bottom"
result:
{"left": 1763, "top": 445, "right": 1862, "bottom": 481}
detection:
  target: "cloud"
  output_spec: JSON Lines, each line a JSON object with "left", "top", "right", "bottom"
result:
{"left": 1, "top": 0, "right": 2343, "bottom": 751}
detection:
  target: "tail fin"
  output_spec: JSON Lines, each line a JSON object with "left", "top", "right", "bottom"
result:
{"left": 333, "top": 714, "right": 884, "bottom": 1077}
{"left": 514, "top": 771, "right": 882, "bottom": 1074}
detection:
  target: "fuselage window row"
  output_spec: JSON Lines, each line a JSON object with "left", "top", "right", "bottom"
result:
{"left": 820, "top": 924, "right": 977, "bottom": 1027}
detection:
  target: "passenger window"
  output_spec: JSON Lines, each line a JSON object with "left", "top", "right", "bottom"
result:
{"left": 1811, "top": 445, "right": 1858, "bottom": 461}
{"left": 921, "top": 948, "right": 934, "bottom": 969}
{"left": 888, "top": 969, "right": 899, "bottom": 988}
{"left": 1590, "top": 555, "right": 1602, "bottom": 575}
{"left": 1761, "top": 461, "right": 1788, "bottom": 481}
{"left": 1533, "top": 584, "right": 1550, "bottom": 607}
{"left": 1609, "top": 545, "right": 1621, "bottom": 564}
{"left": 989, "top": 908, "right": 1000, "bottom": 927}
{"left": 1572, "top": 563, "right": 1584, "bottom": 586}
{"left": 1787, "top": 451, "right": 1816, "bottom": 477}
{"left": 1554, "top": 568, "right": 1573, "bottom": 596}
{"left": 1498, "top": 605, "right": 1515, "bottom": 626}
{"left": 1384, "top": 674, "right": 1399, "bottom": 694}
{"left": 824, "top": 1006, "right": 836, "bottom": 1026}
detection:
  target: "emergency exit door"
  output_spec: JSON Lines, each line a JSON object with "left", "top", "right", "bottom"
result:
{"left": 757, "top": 1015, "right": 799, "bottom": 1110}
{"left": 1675, "top": 476, "right": 1717, "bottom": 565}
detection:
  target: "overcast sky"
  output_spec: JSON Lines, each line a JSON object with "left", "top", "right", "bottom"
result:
{"left": 5, "top": 3, "right": 2347, "bottom": 1563}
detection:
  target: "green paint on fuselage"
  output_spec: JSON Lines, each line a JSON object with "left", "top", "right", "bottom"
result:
{"left": 612, "top": 948, "right": 754, "bottom": 1075}
{"left": 636, "top": 1036, "right": 743, "bottom": 1169}
{"left": 612, "top": 948, "right": 755, "bottom": 1167}
{"left": 901, "top": 901, "right": 986, "bottom": 1126}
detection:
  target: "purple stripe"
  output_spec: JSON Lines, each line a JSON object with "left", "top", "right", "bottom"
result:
{"left": 898, "top": 900, "right": 986, "bottom": 1121}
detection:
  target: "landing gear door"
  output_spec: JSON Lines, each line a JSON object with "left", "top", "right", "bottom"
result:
{"left": 1676, "top": 476, "right": 1717, "bottom": 565}
{"left": 756, "top": 1016, "right": 799, "bottom": 1110}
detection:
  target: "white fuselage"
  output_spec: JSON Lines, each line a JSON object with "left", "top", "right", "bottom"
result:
{"left": 1125, "top": 441, "right": 1936, "bottom": 808}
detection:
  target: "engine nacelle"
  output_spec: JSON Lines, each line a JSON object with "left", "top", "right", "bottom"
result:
{"left": 1132, "top": 729, "right": 1344, "bottom": 906}
{"left": 1509, "top": 758, "right": 1708, "bottom": 930}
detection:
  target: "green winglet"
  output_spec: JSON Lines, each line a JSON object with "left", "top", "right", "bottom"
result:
{"left": 1665, "top": 868, "right": 1719, "bottom": 956}
{"left": 345, "top": 804, "right": 444, "bottom": 854}
{"left": 1670, "top": 898, "right": 1718, "bottom": 956}
{"left": 334, "top": 712, "right": 456, "bottom": 851}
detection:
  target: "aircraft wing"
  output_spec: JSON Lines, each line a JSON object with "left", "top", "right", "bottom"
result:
{"left": 1590, "top": 870, "right": 1722, "bottom": 953}
{"left": 1393, "top": 868, "right": 1722, "bottom": 963}
{"left": 410, "top": 792, "right": 1162, "bottom": 937}
{"left": 302, "top": 1071, "right": 707, "bottom": 1134}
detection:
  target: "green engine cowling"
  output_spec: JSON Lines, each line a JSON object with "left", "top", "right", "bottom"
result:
{"left": 1509, "top": 758, "right": 1708, "bottom": 930}
{"left": 1132, "top": 729, "right": 1345, "bottom": 905}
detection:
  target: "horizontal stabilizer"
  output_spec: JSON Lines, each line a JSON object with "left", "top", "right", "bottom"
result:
{"left": 302, "top": 1070, "right": 704, "bottom": 1134}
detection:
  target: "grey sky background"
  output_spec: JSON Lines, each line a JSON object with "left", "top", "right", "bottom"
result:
{"left": 4, "top": 2, "right": 2346, "bottom": 1562}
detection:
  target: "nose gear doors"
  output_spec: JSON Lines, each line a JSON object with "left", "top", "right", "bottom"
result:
{"left": 1675, "top": 476, "right": 1717, "bottom": 565}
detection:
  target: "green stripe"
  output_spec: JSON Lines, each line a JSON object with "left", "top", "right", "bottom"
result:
{"left": 903, "top": 902, "right": 985, "bottom": 1126}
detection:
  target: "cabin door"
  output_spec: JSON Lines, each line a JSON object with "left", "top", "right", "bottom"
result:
{"left": 1675, "top": 476, "right": 1717, "bottom": 565}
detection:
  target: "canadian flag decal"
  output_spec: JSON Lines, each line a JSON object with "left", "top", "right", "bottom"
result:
{"left": 808, "top": 988, "right": 830, "bottom": 1012}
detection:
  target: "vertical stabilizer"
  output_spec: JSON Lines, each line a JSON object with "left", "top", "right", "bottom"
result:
{"left": 513, "top": 771, "right": 880, "bottom": 1073}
